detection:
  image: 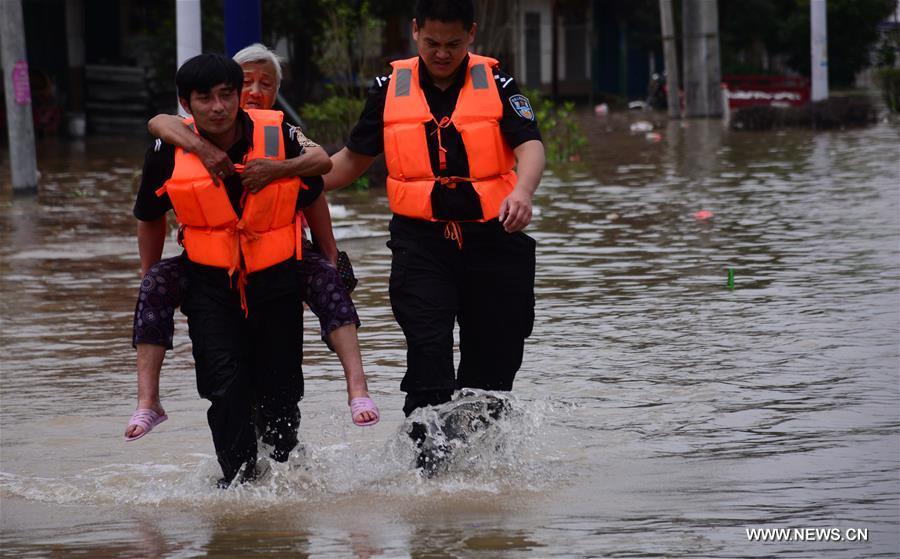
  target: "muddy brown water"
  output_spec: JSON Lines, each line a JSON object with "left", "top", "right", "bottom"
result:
{"left": 1, "top": 115, "right": 898, "bottom": 557}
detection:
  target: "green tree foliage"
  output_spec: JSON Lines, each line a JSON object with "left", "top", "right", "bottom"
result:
{"left": 719, "top": 0, "right": 897, "bottom": 86}
{"left": 786, "top": 0, "right": 895, "bottom": 86}
{"left": 315, "top": 0, "right": 385, "bottom": 98}
{"left": 718, "top": 0, "right": 786, "bottom": 75}
{"left": 876, "top": 67, "right": 900, "bottom": 111}
{"left": 602, "top": 0, "right": 663, "bottom": 53}
{"left": 261, "top": 0, "right": 404, "bottom": 146}
{"left": 262, "top": 0, "right": 409, "bottom": 104}
{"left": 131, "top": 0, "right": 225, "bottom": 109}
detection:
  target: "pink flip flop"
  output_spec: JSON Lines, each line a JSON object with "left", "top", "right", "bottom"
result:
{"left": 124, "top": 408, "right": 168, "bottom": 441}
{"left": 350, "top": 397, "right": 379, "bottom": 427}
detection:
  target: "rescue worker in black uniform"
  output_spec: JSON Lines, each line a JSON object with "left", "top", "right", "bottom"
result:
{"left": 324, "top": 0, "right": 545, "bottom": 471}
{"left": 134, "top": 54, "right": 322, "bottom": 486}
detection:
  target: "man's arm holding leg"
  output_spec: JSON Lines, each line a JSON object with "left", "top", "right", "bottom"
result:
{"left": 138, "top": 215, "right": 168, "bottom": 275}
{"left": 499, "top": 140, "right": 545, "bottom": 233}
{"left": 303, "top": 194, "right": 338, "bottom": 265}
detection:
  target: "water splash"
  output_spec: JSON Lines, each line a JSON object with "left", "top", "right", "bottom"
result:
{"left": 0, "top": 393, "right": 571, "bottom": 510}
{"left": 384, "top": 389, "right": 568, "bottom": 491}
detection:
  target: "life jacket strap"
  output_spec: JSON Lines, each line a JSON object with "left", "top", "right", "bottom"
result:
{"left": 443, "top": 220, "right": 463, "bottom": 251}
{"left": 222, "top": 221, "right": 261, "bottom": 317}
{"left": 431, "top": 116, "right": 452, "bottom": 171}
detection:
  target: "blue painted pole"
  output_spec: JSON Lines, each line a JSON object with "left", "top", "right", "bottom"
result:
{"left": 224, "top": 0, "right": 262, "bottom": 56}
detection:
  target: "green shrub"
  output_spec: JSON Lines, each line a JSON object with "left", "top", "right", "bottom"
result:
{"left": 299, "top": 90, "right": 365, "bottom": 147}
{"left": 524, "top": 89, "right": 587, "bottom": 165}
{"left": 875, "top": 67, "right": 900, "bottom": 112}
{"left": 731, "top": 96, "right": 877, "bottom": 130}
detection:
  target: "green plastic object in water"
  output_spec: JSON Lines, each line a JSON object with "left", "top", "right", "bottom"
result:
{"left": 727, "top": 268, "right": 735, "bottom": 290}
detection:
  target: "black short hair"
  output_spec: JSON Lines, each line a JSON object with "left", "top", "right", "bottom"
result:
{"left": 415, "top": 0, "right": 475, "bottom": 31}
{"left": 175, "top": 53, "right": 243, "bottom": 101}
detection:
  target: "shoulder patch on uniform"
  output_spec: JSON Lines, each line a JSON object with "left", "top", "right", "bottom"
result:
{"left": 153, "top": 138, "right": 162, "bottom": 152}
{"left": 375, "top": 74, "right": 391, "bottom": 88}
{"left": 509, "top": 94, "right": 534, "bottom": 121}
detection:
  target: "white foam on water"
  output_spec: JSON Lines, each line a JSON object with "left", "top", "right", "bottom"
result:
{"left": 332, "top": 224, "right": 386, "bottom": 242}
{"left": 0, "top": 394, "right": 573, "bottom": 511}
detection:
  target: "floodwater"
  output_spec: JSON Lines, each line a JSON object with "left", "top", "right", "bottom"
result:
{"left": 1, "top": 114, "right": 898, "bottom": 558}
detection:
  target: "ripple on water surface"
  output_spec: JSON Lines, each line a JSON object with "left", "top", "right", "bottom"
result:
{"left": 1, "top": 123, "right": 898, "bottom": 557}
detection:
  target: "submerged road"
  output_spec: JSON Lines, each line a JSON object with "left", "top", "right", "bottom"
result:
{"left": 1, "top": 116, "right": 898, "bottom": 557}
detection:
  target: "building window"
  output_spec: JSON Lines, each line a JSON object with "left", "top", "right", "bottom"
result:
{"left": 564, "top": 13, "right": 587, "bottom": 81}
{"left": 525, "top": 12, "right": 542, "bottom": 87}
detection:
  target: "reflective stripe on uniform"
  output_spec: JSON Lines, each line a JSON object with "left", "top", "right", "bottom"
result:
{"left": 395, "top": 68, "right": 412, "bottom": 97}
{"left": 470, "top": 64, "right": 488, "bottom": 90}
{"left": 264, "top": 125, "right": 280, "bottom": 157}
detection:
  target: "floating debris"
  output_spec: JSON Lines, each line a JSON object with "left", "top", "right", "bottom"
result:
{"left": 630, "top": 121, "right": 654, "bottom": 133}
{"left": 628, "top": 100, "right": 648, "bottom": 111}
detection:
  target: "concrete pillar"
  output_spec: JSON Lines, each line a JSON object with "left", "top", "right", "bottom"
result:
{"left": 176, "top": 0, "right": 203, "bottom": 68}
{"left": 681, "top": 0, "right": 722, "bottom": 118}
{"left": 810, "top": 0, "right": 829, "bottom": 101}
{"left": 176, "top": 0, "right": 202, "bottom": 114}
{"left": 682, "top": 0, "right": 702, "bottom": 116}
{"left": 0, "top": 0, "right": 39, "bottom": 194}
{"left": 659, "top": 0, "right": 681, "bottom": 118}
{"left": 65, "top": 0, "right": 86, "bottom": 137}
{"left": 702, "top": 1, "right": 723, "bottom": 116}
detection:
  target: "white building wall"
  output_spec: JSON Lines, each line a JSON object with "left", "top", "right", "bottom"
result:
{"left": 516, "top": 0, "right": 553, "bottom": 85}
{"left": 515, "top": 0, "right": 593, "bottom": 88}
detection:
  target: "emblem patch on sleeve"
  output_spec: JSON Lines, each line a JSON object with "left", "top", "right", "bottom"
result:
{"left": 509, "top": 94, "right": 535, "bottom": 121}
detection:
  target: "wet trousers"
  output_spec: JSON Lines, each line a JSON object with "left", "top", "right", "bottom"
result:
{"left": 387, "top": 216, "right": 536, "bottom": 417}
{"left": 181, "top": 260, "right": 304, "bottom": 483}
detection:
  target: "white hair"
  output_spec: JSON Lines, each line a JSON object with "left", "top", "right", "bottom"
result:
{"left": 232, "top": 43, "right": 283, "bottom": 88}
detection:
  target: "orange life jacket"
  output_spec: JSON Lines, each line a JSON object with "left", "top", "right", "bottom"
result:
{"left": 155, "top": 109, "right": 306, "bottom": 312}
{"left": 383, "top": 54, "right": 517, "bottom": 222}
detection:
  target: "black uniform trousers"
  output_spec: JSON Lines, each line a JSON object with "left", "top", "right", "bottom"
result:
{"left": 182, "top": 259, "right": 304, "bottom": 483}
{"left": 388, "top": 216, "right": 536, "bottom": 417}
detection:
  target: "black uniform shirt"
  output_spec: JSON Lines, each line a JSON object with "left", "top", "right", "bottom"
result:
{"left": 134, "top": 109, "right": 322, "bottom": 222}
{"left": 347, "top": 56, "right": 542, "bottom": 221}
